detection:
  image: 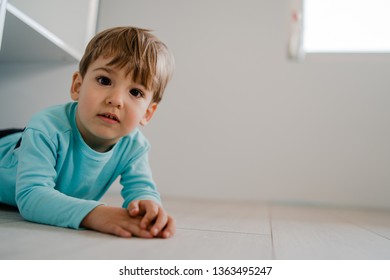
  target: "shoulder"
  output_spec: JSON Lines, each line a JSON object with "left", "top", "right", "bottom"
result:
{"left": 120, "top": 128, "right": 150, "bottom": 150}
{"left": 115, "top": 128, "right": 151, "bottom": 158}
{"left": 26, "top": 102, "right": 76, "bottom": 137}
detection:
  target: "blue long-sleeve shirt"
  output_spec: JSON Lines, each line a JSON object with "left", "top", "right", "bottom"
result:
{"left": 0, "top": 102, "right": 160, "bottom": 229}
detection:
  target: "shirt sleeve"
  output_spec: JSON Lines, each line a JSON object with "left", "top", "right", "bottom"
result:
{"left": 15, "top": 128, "right": 103, "bottom": 229}
{"left": 119, "top": 142, "right": 161, "bottom": 209}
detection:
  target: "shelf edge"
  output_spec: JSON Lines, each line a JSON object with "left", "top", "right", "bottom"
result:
{"left": 0, "top": 0, "right": 8, "bottom": 49}
{"left": 6, "top": 2, "right": 82, "bottom": 61}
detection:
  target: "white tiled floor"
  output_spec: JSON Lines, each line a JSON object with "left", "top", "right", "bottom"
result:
{"left": 1, "top": 194, "right": 390, "bottom": 260}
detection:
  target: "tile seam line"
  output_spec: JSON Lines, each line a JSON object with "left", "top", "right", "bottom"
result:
{"left": 177, "top": 227, "right": 271, "bottom": 236}
{"left": 329, "top": 212, "right": 390, "bottom": 242}
{"left": 267, "top": 203, "right": 277, "bottom": 260}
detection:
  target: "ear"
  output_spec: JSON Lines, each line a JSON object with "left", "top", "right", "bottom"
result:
{"left": 70, "top": 71, "right": 83, "bottom": 101}
{"left": 140, "top": 103, "right": 158, "bottom": 126}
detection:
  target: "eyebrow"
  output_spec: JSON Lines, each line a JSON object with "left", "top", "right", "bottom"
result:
{"left": 92, "top": 66, "right": 114, "bottom": 74}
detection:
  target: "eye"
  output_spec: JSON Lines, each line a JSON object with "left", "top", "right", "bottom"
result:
{"left": 129, "top": 88, "right": 144, "bottom": 98}
{"left": 96, "top": 76, "right": 111, "bottom": 86}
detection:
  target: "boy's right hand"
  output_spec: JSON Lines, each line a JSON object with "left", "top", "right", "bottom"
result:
{"left": 80, "top": 205, "right": 154, "bottom": 238}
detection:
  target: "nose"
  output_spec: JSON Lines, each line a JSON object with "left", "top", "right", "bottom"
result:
{"left": 105, "top": 89, "right": 124, "bottom": 109}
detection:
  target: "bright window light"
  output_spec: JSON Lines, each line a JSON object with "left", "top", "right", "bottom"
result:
{"left": 303, "top": 0, "right": 390, "bottom": 53}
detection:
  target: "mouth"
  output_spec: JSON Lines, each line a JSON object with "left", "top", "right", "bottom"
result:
{"left": 97, "top": 112, "right": 120, "bottom": 123}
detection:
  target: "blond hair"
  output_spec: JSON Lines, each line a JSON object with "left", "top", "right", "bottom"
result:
{"left": 79, "top": 26, "right": 174, "bottom": 103}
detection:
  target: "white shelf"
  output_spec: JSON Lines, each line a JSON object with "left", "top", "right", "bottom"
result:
{"left": 0, "top": 2, "right": 82, "bottom": 63}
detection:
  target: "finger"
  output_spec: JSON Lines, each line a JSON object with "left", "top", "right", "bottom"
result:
{"left": 110, "top": 225, "right": 132, "bottom": 238}
{"left": 128, "top": 200, "right": 140, "bottom": 216}
{"left": 127, "top": 224, "right": 153, "bottom": 239}
{"left": 140, "top": 204, "right": 159, "bottom": 230}
{"left": 161, "top": 216, "right": 176, "bottom": 239}
{"left": 150, "top": 208, "right": 168, "bottom": 236}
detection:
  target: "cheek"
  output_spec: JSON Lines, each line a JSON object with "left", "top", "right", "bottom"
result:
{"left": 127, "top": 103, "right": 148, "bottom": 117}
{"left": 130, "top": 110, "right": 144, "bottom": 123}
{"left": 78, "top": 92, "right": 101, "bottom": 112}
{"left": 123, "top": 109, "right": 145, "bottom": 126}
{"left": 77, "top": 96, "right": 97, "bottom": 120}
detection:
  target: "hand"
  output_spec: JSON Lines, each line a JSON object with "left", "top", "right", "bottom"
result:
{"left": 128, "top": 200, "right": 176, "bottom": 238}
{"left": 80, "top": 205, "right": 154, "bottom": 238}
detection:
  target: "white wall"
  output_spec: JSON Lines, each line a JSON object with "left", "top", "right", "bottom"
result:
{"left": 1, "top": 0, "right": 389, "bottom": 209}
{"left": 0, "top": 63, "right": 75, "bottom": 127}
{"left": 98, "top": 0, "right": 390, "bottom": 209}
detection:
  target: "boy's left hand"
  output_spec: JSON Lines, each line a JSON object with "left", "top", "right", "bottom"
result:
{"left": 128, "top": 200, "right": 175, "bottom": 238}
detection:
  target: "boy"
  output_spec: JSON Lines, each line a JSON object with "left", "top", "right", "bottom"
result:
{"left": 0, "top": 26, "right": 175, "bottom": 238}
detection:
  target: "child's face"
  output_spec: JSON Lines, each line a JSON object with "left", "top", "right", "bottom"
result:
{"left": 70, "top": 57, "right": 157, "bottom": 152}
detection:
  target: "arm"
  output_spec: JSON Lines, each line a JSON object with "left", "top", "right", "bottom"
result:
{"left": 16, "top": 128, "right": 102, "bottom": 228}
{"left": 119, "top": 143, "right": 176, "bottom": 238}
{"left": 80, "top": 205, "right": 154, "bottom": 238}
{"left": 16, "top": 129, "right": 154, "bottom": 237}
